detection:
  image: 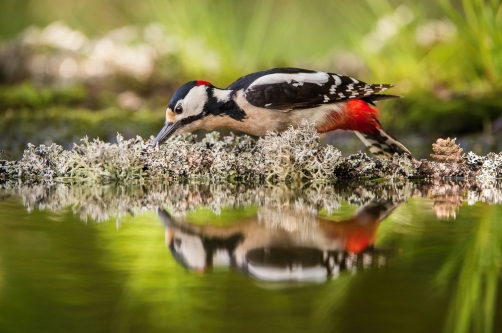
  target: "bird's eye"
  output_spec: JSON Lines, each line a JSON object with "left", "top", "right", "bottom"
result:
{"left": 174, "top": 104, "right": 183, "bottom": 114}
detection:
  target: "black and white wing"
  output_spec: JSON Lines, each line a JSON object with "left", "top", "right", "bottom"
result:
{"left": 227, "top": 68, "right": 396, "bottom": 111}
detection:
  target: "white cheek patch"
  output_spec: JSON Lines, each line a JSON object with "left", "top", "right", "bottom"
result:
{"left": 249, "top": 71, "right": 330, "bottom": 87}
{"left": 178, "top": 85, "right": 208, "bottom": 120}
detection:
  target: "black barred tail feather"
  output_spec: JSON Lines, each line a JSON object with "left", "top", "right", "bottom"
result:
{"left": 347, "top": 96, "right": 412, "bottom": 158}
{"left": 354, "top": 128, "right": 413, "bottom": 159}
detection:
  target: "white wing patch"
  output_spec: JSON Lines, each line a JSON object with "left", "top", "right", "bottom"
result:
{"left": 249, "top": 71, "right": 330, "bottom": 88}
{"left": 323, "top": 95, "right": 330, "bottom": 102}
{"left": 332, "top": 75, "right": 342, "bottom": 86}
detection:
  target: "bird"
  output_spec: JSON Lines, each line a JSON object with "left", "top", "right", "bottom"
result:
{"left": 156, "top": 198, "right": 399, "bottom": 280}
{"left": 153, "top": 67, "right": 412, "bottom": 158}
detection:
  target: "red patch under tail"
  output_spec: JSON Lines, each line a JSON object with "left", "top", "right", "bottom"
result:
{"left": 345, "top": 226, "right": 375, "bottom": 254}
{"left": 344, "top": 99, "right": 381, "bottom": 134}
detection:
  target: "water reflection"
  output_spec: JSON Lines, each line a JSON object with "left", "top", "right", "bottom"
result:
{"left": 157, "top": 198, "right": 397, "bottom": 282}
{"left": 1, "top": 180, "right": 502, "bottom": 332}
{"left": 2, "top": 179, "right": 501, "bottom": 221}
{"left": 3, "top": 179, "right": 501, "bottom": 286}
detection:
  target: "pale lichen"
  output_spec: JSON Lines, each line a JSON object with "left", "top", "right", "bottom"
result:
{"left": 476, "top": 152, "right": 502, "bottom": 183}
{"left": 1, "top": 122, "right": 501, "bottom": 183}
{"left": 257, "top": 120, "right": 341, "bottom": 180}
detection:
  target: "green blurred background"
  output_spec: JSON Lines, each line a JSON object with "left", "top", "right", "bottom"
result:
{"left": 0, "top": 0, "right": 501, "bottom": 159}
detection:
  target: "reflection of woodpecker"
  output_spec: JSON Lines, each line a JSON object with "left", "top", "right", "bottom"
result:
{"left": 157, "top": 199, "right": 399, "bottom": 282}
{"left": 154, "top": 68, "right": 412, "bottom": 158}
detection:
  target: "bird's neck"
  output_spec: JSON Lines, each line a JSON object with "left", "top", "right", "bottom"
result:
{"left": 207, "top": 88, "right": 246, "bottom": 121}
{"left": 211, "top": 88, "right": 233, "bottom": 104}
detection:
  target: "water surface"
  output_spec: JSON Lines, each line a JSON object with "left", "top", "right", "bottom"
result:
{"left": 1, "top": 180, "right": 501, "bottom": 333}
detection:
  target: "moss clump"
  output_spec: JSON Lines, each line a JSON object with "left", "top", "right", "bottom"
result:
{"left": 0, "top": 122, "right": 501, "bottom": 184}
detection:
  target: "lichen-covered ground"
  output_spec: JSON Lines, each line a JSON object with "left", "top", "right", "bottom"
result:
{"left": 1, "top": 121, "right": 501, "bottom": 184}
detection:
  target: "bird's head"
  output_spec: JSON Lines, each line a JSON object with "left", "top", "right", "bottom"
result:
{"left": 153, "top": 80, "right": 214, "bottom": 145}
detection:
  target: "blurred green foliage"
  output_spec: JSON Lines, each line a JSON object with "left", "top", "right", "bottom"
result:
{"left": 438, "top": 204, "right": 502, "bottom": 333}
{"left": 0, "top": 107, "right": 164, "bottom": 157}
{"left": 0, "top": 82, "right": 87, "bottom": 109}
{"left": 0, "top": 0, "right": 501, "bottom": 158}
{"left": 2, "top": 0, "right": 500, "bottom": 90}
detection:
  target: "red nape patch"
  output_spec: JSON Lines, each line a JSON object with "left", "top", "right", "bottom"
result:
{"left": 196, "top": 80, "right": 212, "bottom": 86}
{"left": 345, "top": 99, "right": 381, "bottom": 133}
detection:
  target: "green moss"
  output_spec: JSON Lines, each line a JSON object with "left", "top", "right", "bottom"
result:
{"left": 0, "top": 106, "right": 164, "bottom": 159}
{"left": 0, "top": 82, "right": 87, "bottom": 110}
{"left": 370, "top": 178, "right": 388, "bottom": 182}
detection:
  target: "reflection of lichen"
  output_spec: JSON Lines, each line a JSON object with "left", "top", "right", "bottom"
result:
{"left": 0, "top": 180, "right": 414, "bottom": 222}
{"left": 419, "top": 179, "right": 502, "bottom": 219}
{"left": 1, "top": 179, "right": 501, "bottom": 224}
{"left": 0, "top": 122, "right": 500, "bottom": 183}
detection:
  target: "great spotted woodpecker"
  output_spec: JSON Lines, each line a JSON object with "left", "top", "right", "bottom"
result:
{"left": 154, "top": 67, "right": 412, "bottom": 158}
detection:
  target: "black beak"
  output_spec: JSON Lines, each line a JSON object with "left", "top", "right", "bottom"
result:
{"left": 153, "top": 122, "right": 180, "bottom": 145}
